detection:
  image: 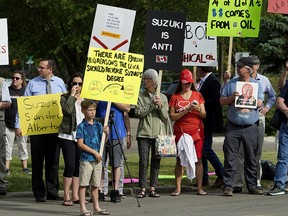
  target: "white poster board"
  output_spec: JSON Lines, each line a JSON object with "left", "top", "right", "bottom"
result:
{"left": 183, "top": 22, "right": 217, "bottom": 67}
{"left": 89, "top": 4, "right": 136, "bottom": 52}
{"left": 235, "top": 81, "right": 258, "bottom": 109}
{"left": 0, "top": 18, "right": 9, "bottom": 65}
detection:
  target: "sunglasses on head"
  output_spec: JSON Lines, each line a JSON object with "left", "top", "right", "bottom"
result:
{"left": 12, "top": 77, "right": 21, "bottom": 80}
{"left": 72, "top": 82, "right": 83, "bottom": 86}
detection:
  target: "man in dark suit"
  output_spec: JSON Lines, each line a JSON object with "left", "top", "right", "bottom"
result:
{"left": 197, "top": 66, "right": 224, "bottom": 187}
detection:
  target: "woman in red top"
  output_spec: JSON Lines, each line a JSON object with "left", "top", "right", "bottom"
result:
{"left": 169, "top": 69, "right": 207, "bottom": 196}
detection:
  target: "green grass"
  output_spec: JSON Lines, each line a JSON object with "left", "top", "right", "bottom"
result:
{"left": 6, "top": 150, "right": 278, "bottom": 192}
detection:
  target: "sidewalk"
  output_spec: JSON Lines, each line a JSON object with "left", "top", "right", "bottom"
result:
{"left": 2, "top": 187, "right": 288, "bottom": 216}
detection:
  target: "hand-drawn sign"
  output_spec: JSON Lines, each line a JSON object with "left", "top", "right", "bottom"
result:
{"left": 268, "top": 0, "right": 288, "bottom": 14}
{"left": 17, "top": 94, "right": 63, "bottom": 135}
{"left": 183, "top": 22, "right": 218, "bottom": 67}
{"left": 144, "top": 10, "right": 186, "bottom": 71}
{"left": 207, "top": 0, "right": 262, "bottom": 37}
{"left": 81, "top": 48, "right": 144, "bottom": 105}
{"left": 0, "top": 18, "right": 9, "bottom": 65}
{"left": 89, "top": 4, "right": 136, "bottom": 52}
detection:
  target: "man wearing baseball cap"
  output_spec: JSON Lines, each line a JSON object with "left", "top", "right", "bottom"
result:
{"left": 220, "top": 56, "right": 264, "bottom": 196}
{"left": 234, "top": 56, "right": 276, "bottom": 194}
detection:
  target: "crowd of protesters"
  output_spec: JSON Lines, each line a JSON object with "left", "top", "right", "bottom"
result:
{"left": 0, "top": 57, "right": 287, "bottom": 216}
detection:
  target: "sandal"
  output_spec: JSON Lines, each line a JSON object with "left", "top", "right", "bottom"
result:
{"left": 94, "top": 209, "right": 110, "bottom": 215}
{"left": 62, "top": 200, "right": 73, "bottom": 206}
{"left": 197, "top": 190, "right": 208, "bottom": 196}
{"left": 80, "top": 211, "right": 92, "bottom": 216}
{"left": 74, "top": 199, "right": 89, "bottom": 204}
{"left": 171, "top": 191, "right": 181, "bottom": 196}
{"left": 137, "top": 189, "right": 146, "bottom": 198}
{"left": 149, "top": 190, "right": 160, "bottom": 198}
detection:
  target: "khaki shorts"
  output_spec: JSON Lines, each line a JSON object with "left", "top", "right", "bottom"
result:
{"left": 79, "top": 161, "right": 102, "bottom": 187}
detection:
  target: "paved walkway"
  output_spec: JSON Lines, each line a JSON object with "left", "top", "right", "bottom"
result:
{"left": 1, "top": 189, "right": 288, "bottom": 216}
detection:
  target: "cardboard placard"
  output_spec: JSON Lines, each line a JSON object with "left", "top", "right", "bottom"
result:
{"left": 89, "top": 4, "right": 136, "bottom": 52}
{"left": 183, "top": 22, "right": 218, "bottom": 67}
{"left": 81, "top": 48, "right": 144, "bottom": 105}
{"left": 144, "top": 10, "right": 186, "bottom": 71}
{"left": 207, "top": 0, "right": 262, "bottom": 37}
{"left": 0, "top": 18, "right": 9, "bottom": 65}
{"left": 17, "top": 94, "right": 63, "bottom": 135}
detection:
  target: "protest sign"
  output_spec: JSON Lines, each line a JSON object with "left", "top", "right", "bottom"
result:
{"left": 89, "top": 4, "right": 136, "bottom": 51}
{"left": 144, "top": 10, "right": 186, "bottom": 71}
{"left": 268, "top": 0, "right": 288, "bottom": 14}
{"left": 81, "top": 48, "right": 144, "bottom": 105}
{"left": 183, "top": 22, "right": 218, "bottom": 67}
{"left": 17, "top": 94, "right": 63, "bottom": 136}
{"left": 235, "top": 81, "right": 258, "bottom": 109}
{"left": 0, "top": 18, "right": 9, "bottom": 65}
{"left": 207, "top": 0, "right": 262, "bottom": 37}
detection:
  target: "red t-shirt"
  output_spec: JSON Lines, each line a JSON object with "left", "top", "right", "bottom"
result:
{"left": 169, "top": 91, "right": 205, "bottom": 133}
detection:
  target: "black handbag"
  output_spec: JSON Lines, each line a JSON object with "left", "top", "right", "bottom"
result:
{"left": 270, "top": 109, "right": 282, "bottom": 130}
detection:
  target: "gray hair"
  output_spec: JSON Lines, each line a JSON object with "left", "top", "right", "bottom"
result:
{"left": 143, "top": 69, "right": 158, "bottom": 87}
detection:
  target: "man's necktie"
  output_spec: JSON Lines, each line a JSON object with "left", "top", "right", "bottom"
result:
{"left": 197, "top": 79, "right": 204, "bottom": 91}
{"left": 46, "top": 79, "right": 52, "bottom": 94}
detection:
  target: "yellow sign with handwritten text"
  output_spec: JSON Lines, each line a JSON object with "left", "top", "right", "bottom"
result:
{"left": 17, "top": 94, "right": 63, "bottom": 136}
{"left": 81, "top": 48, "right": 144, "bottom": 105}
{"left": 207, "top": 0, "right": 262, "bottom": 37}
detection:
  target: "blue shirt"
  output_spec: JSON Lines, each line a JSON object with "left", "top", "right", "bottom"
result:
{"left": 254, "top": 73, "right": 276, "bottom": 109}
{"left": 24, "top": 75, "right": 66, "bottom": 96}
{"left": 221, "top": 77, "right": 264, "bottom": 125}
{"left": 76, "top": 119, "right": 103, "bottom": 162}
{"left": 96, "top": 101, "right": 126, "bottom": 140}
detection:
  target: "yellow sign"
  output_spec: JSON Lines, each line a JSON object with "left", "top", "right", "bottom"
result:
{"left": 81, "top": 48, "right": 144, "bottom": 104}
{"left": 207, "top": 0, "right": 262, "bottom": 37}
{"left": 17, "top": 94, "right": 63, "bottom": 135}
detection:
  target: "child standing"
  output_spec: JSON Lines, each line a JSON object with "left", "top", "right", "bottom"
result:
{"left": 76, "top": 99, "right": 109, "bottom": 216}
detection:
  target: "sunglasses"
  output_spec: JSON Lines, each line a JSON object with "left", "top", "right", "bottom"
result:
{"left": 72, "top": 82, "right": 83, "bottom": 86}
{"left": 12, "top": 77, "right": 21, "bottom": 80}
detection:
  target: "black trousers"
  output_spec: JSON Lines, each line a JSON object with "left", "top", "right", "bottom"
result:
{"left": 30, "top": 133, "right": 60, "bottom": 199}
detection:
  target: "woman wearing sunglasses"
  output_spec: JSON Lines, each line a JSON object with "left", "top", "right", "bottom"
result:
{"left": 58, "top": 73, "right": 85, "bottom": 206}
{"left": 5, "top": 71, "right": 31, "bottom": 175}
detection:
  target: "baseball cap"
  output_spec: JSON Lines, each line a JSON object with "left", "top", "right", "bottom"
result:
{"left": 236, "top": 57, "right": 254, "bottom": 69}
{"left": 180, "top": 69, "right": 194, "bottom": 83}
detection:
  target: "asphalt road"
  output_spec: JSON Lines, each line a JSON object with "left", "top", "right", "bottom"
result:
{"left": 3, "top": 117, "right": 282, "bottom": 216}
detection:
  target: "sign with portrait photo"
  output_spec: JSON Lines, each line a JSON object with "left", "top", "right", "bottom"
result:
{"left": 235, "top": 81, "right": 258, "bottom": 109}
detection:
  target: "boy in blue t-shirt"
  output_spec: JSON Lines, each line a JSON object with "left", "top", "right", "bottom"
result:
{"left": 76, "top": 99, "right": 109, "bottom": 216}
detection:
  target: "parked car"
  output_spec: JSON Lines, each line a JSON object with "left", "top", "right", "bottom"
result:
{"left": 164, "top": 80, "right": 179, "bottom": 101}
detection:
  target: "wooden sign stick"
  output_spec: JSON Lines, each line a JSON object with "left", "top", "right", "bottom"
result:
{"left": 227, "top": 36, "right": 233, "bottom": 73}
{"left": 99, "top": 101, "right": 111, "bottom": 155}
{"left": 156, "top": 70, "right": 163, "bottom": 96}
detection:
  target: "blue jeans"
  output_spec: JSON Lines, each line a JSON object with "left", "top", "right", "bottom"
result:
{"left": 274, "top": 122, "right": 288, "bottom": 189}
{"left": 202, "top": 132, "right": 224, "bottom": 183}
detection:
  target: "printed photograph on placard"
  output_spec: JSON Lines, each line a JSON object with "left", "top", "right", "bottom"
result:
{"left": 235, "top": 81, "right": 258, "bottom": 109}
